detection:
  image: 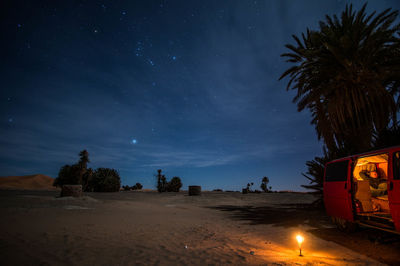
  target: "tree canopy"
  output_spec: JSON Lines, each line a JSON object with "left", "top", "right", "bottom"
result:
{"left": 280, "top": 4, "right": 400, "bottom": 152}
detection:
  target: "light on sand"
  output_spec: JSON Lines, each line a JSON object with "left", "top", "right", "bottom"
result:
{"left": 296, "top": 234, "right": 304, "bottom": 256}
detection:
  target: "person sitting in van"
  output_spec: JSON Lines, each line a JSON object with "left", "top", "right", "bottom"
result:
{"left": 359, "top": 170, "right": 387, "bottom": 197}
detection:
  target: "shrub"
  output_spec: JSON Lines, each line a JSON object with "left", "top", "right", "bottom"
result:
{"left": 89, "top": 168, "right": 121, "bottom": 192}
{"left": 122, "top": 185, "right": 131, "bottom": 191}
{"left": 132, "top": 183, "right": 143, "bottom": 190}
{"left": 53, "top": 164, "right": 80, "bottom": 187}
{"left": 167, "top": 177, "right": 182, "bottom": 192}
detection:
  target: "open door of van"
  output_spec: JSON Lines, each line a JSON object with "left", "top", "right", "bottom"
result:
{"left": 389, "top": 151, "right": 400, "bottom": 231}
{"left": 324, "top": 159, "right": 354, "bottom": 222}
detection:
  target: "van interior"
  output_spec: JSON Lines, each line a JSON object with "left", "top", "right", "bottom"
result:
{"left": 352, "top": 153, "right": 394, "bottom": 230}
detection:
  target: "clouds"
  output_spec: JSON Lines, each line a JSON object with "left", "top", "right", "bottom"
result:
{"left": 4, "top": 0, "right": 396, "bottom": 190}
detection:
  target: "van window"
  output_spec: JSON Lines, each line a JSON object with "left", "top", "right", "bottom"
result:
{"left": 393, "top": 152, "right": 400, "bottom": 180}
{"left": 325, "top": 160, "right": 349, "bottom": 182}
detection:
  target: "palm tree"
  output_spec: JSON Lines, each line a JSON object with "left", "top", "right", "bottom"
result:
{"left": 280, "top": 4, "right": 400, "bottom": 152}
{"left": 302, "top": 146, "right": 352, "bottom": 207}
{"left": 260, "top": 176, "right": 269, "bottom": 192}
{"left": 372, "top": 121, "right": 400, "bottom": 149}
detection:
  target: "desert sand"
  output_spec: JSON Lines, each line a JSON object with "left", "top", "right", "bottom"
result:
{"left": 0, "top": 174, "right": 57, "bottom": 190}
{"left": 1, "top": 189, "right": 400, "bottom": 265}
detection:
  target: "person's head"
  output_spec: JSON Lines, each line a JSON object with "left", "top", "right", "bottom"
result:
{"left": 370, "top": 171, "right": 378, "bottom": 178}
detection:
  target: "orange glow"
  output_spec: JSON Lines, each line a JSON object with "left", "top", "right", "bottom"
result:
{"left": 296, "top": 235, "right": 304, "bottom": 246}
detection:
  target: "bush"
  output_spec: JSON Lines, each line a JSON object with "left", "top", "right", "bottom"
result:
{"left": 132, "top": 183, "right": 143, "bottom": 190}
{"left": 156, "top": 170, "right": 183, "bottom": 192}
{"left": 89, "top": 168, "right": 121, "bottom": 192}
{"left": 167, "top": 177, "right": 182, "bottom": 192}
{"left": 53, "top": 164, "right": 81, "bottom": 187}
{"left": 122, "top": 185, "right": 131, "bottom": 191}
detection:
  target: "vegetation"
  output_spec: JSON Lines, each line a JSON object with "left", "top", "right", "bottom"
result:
{"left": 88, "top": 168, "right": 121, "bottom": 192}
{"left": 122, "top": 183, "right": 143, "bottom": 191}
{"left": 372, "top": 122, "right": 400, "bottom": 149}
{"left": 242, "top": 182, "right": 254, "bottom": 194}
{"left": 280, "top": 4, "right": 400, "bottom": 153}
{"left": 260, "top": 176, "right": 270, "bottom": 192}
{"left": 133, "top": 182, "right": 143, "bottom": 190}
{"left": 280, "top": 4, "right": 400, "bottom": 203}
{"left": 167, "top": 177, "right": 182, "bottom": 192}
{"left": 54, "top": 150, "right": 121, "bottom": 192}
{"left": 156, "top": 169, "right": 167, "bottom": 192}
{"left": 156, "top": 170, "right": 183, "bottom": 192}
{"left": 53, "top": 149, "right": 91, "bottom": 188}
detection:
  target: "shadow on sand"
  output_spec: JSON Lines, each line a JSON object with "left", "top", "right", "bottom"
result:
{"left": 208, "top": 203, "right": 329, "bottom": 228}
{"left": 209, "top": 203, "right": 400, "bottom": 265}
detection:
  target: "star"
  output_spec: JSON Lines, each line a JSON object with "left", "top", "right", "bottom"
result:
{"left": 17, "top": 24, "right": 22, "bottom": 28}
{"left": 132, "top": 139, "right": 137, "bottom": 144}
{"left": 148, "top": 59, "right": 155, "bottom": 66}
{"left": 172, "top": 56, "right": 177, "bottom": 60}
{"left": 8, "top": 118, "right": 13, "bottom": 123}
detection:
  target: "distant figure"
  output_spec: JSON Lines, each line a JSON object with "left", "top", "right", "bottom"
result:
{"left": 359, "top": 170, "right": 387, "bottom": 197}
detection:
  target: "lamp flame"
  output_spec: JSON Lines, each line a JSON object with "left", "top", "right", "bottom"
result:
{"left": 296, "top": 235, "right": 304, "bottom": 245}
{"left": 296, "top": 234, "right": 304, "bottom": 256}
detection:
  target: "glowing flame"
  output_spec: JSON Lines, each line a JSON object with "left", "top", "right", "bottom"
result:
{"left": 296, "top": 234, "right": 304, "bottom": 256}
{"left": 296, "top": 235, "right": 304, "bottom": 246}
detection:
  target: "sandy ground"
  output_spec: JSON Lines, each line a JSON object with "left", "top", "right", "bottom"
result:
{"left": 0, "top": 190, "right": 399, "bottom": 265}
{"left": 0, "top": 175, "right": 57, "bottom": 190}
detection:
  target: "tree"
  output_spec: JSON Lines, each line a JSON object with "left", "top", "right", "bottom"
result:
{"left": 246, "top": 182, "right": 254, "bottom": 192}
{"left": 156, "top": 169, "right": 167, "bottom": 192}
{"left": 82, "top": 168, "right": 94, "bottom": 192}
{"left": 77, "top": 150, "right": 89, "bottom": 185}
{"left": 167, "top": 177, "right": 182, "bottom": 192}
{"left": 280, "top": 4, "right": 400, "bottom": 152}
{"left": 260, "top": 176, "right": 270, "bottom": 192}
{"left": 53, "top": 149, "right": 91, "bottom": 188}
{"left": 372, "top": 122, "right": 400, "bottom": 149}
{"left": 89, "top": 168, "right": 121, "bottom": 192}
{"left": 53, "top": 164, "right": 80, "bottom": 187}
{"left": 302, "top": 146, "right": 351, "bottom": 206}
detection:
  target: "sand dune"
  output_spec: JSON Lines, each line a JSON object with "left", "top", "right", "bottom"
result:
{"left": 0, "top": 174, "right": 57, "bottom": 190}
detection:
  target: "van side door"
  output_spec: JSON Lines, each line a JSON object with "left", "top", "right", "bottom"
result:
{"left": 323, "top": 159, "right": 354, "bottom": 221}
{"left": 389, "top": 151, "right": 400, "bottom": 231}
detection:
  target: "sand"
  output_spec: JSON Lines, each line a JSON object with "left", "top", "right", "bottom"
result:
{"left": 0, "top": 190, "right": 399, "bottom": 265}
{"left": 0, "top": 174, "right": 58, "bottom": 190}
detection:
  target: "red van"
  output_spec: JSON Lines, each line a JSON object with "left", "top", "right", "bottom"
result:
{"left": 323, "top": 146, "right": 400, "bottom": 234}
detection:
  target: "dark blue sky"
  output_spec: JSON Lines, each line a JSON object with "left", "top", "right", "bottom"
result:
{"left": 1, "top": 0, "right": 399, "bottom": 191}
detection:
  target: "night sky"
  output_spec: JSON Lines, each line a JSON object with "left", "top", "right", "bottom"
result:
{"left": 1, "top": 0, "right": 399, "bottom": 191}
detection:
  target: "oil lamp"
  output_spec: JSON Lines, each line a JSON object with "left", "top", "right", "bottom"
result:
{"left": 296, "top": 234, "right": 304, "bottom": 256}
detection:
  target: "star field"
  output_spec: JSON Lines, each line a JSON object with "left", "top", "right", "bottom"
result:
{"left": 1, "top": 0, "right": 400, "bottom": 190}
